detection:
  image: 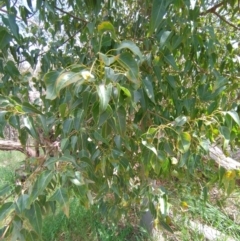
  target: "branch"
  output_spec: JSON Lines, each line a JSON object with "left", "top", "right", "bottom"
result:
{"left": 213, "top": 11, "right": 240, "bottom": 30}
{"left": 18, "top": 25, "right": 86, "bottom": 64}
{"left": 54, "top": 6, "right": 88, "bottom": 24}
{"left": 200, "top": 1, "right": 224, "bottom": 15}
{"left": 0, "top": 140, "right": 35, "bottom": 157}
{"left": 209, "top": 145, "right": 240, "bottom": 170}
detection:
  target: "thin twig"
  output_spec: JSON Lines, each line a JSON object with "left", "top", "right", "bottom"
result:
{"left": 54, "top": 6, "right": 88, "bottom": 24}
{"left": 200, "top": 1, "right": 224, "bottom": 15}
{"left": 213, "top": 11, "right": 240, "bottom": 30}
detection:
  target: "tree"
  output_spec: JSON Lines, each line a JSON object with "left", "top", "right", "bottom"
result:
{"left": 0, "top": 0, "right": 239, "bottom": 239}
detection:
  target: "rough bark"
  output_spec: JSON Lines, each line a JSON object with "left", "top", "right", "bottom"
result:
{"left": 0, "top": 140, "right": 35, "bottom": 157}
{"left": 209, "top": 145, "right": 240, "bottom": 170}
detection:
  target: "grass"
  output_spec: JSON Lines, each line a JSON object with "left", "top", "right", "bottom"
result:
{"left": 1, "top": 150, "right": 240, "bottom": 241}
{"left": 0, "top": 151, "right": 24, "bottom": 188}
{"left": 42, "top": 202, "right": 149, "bottom": 241}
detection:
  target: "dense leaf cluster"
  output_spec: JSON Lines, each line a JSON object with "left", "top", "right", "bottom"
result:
{"left": 0, "top": 0, "right": 239, "bottom": 239}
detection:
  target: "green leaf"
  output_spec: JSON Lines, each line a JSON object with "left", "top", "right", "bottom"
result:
{"left": 99, "top": 53, "right": 119, "bottom": 66}
{"left": 23, "top": 116, "right": 38, "bottom": 139}
{"left": 143, "top": 75, "right": 155, "bottom": 103}
{"left": 142, "top": 140, "right": 158, "bottom": 156}
{"left": 8, "top": 115, "right": 20, "bottom": 130}
{"left": 0, "top": 27, "right": 12, "bottom": 49}
{"left": 98, "top": 21, "right": 116, "bottom": 39}
{"left": 98, "top": 106, "right": 113, "bottom": 126}
{"left": 225, "top": 111, "right": 240, "bottom": 126}
{"left": 159, "top": 31, "right": 172, "bottom": 47}
{"left": 118, "top": 52, "right": 140, "bottom": 86}
{"left": 97, "top": 83, "right": 112, "bottom": 112}
{"left": 164, "top": 55, "right": 178, "bottom": 70}
{"left": 61, "top": 138, "right": 70, "bottom": 151}
{"left": 117, "top": 40, "right": 143, "bottom": 62}
{"left": 93, "top": 131, "right": 109, "bottom": 145}
{"left": 22, "top": 102, "right": 42, "bottom": 115}
{"left": 0, "top": 184, "right": 12, "bottom": 197}
{"left": 0, "top": 202, "right": 14, "bottom": 223}
{"left": 174, "top": 115, "right": 187, "bottom": 126}
{"left": 55, "top": 72, "right": 84, "bottom": 96}
{"left": 219, "top": 126, "right": 230, "bottom": 140}
{"left": 15, "top": 194, "right": 31, "bottom": 214}
{"left": 24, "top": 202, "right": 42, "bottom": 235}
{"left": 178, "top": 132, "right": 191, "bottom": 153}
{"left": 30, "top": 171, "right": 53, "bottom": 202}
{"left": 4, "top": 60, "right": 20, "bottom": 77}
{"left": 48, "top": 188, "right": 69, "bottom": 217}
{"left": 149, "top": 0, "right": 171, "bottom": 34}
{"left": 2, "top": 14, "right": 20, "bottom": 40}
{"left": 44, "top": 71, "right": 60, "bottom": 100}
{"left": 114, "top": 106, "right": 126, "bottom": 135}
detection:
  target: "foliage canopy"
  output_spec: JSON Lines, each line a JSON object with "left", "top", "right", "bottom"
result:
{"left": 0, "top": 0, "right": 240, "bottom": 239}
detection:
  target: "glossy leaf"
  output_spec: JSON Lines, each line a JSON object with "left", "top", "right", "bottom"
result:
{"left": 118, "top": 52, "right": 139, "bottom": 85}
{"left": 149, "top": 0, "right": 171, "bottom": 34}
{"left": 98, "top": 21, "right": 116, "bottom": 39}
{"left": 143, "top": 75, "right": 155, "bottom": 103}
{"left": 22, "top": 102, "right": 42, "bottom": 115}
{"left": 114, "top": 106, "right": 126, "bottom": 135}
{"left": 178, "top": 132, "right": 191, "bottom": 153}
{"left": 117, "top": 40, "right": 143, "bottom": 62}
{"left": 24, "top": 202, "right": 42, "bottom": 235}
{"left": 30, "top": 171, "right": 54, "bottom": 202}
{"left": 0, "top": 202, "right": 14, "bottom": 223}
{"left": 55, "top": 72, "right": 84, "bottom": 96}
{"left": 97, "top": 83, "right": 112, "bottom": 112}
{"left": 48, "top": 188, "right": 69, "bottom": 217}
{"left": 44, "top": 71, "right": 60, "bottom": 100}
{"left": 225, "top": 111, "right": 240, "bottom": 126}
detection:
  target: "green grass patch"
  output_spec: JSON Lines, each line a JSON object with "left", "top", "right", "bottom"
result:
{"left": 0, "top": 151, "right": 24, "bottom": 188}
{"left": 42, "top": 201, "right": 149, "bottom": 241}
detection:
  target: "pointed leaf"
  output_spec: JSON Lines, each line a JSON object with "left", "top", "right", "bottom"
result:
{"left": 24, "top": 202, "right": 42, "bottom": 235}
{"left": 0, "top": 27, "right": 12, "bottom": 49}
{"left": 164, "top": 55, "right": 178, "bottom": 70}
{"left": 55, "top": 72, "right": 84, "bottom": 96}
{"left": 0, "top": 202, "right": 14, "bottom": 222}
{"left": 225, "top": 111, "right": 240, "bottom": 126}
{"left": 48, "top": 188, "right": 69, "bottom": 217}
{"left": 118, "top": 52, "right": 139, "bottom": 85}
{"left": 149, "top": 0, "right": 171, "bottom": 34}
{"left": 97, "top": 83, "right": 112, "bottom": 112}
{"left": 30, "top": 171, "right": 53, "bottom": 201}
{"left": 142, "top": 140, "right": 158, "bottom": 156}
{"left": 143, "top": 76, "right": 155, "bottom": 103}
{"left": 2, "top": 14, "right": 19, "bottom": 40}
{"left": 174, "top": 115, "right": 187, "bottom": 127}
{"left": 99, "top": 53, "right": 119, "bottom": 66}
{"left": 178, "top": 132, "right": 191, "bottom": 153}
{"left": 44, "top": 71, "right": 60, "bottom": 100}
{"left": 115, "top": 106, "right": 126, "bottom": 135}
{"left": 117, "top": 40, "right": 143, "bottom": 62}
{"left": 15, "top": 194, "right": 31, "bottom": 214}
{"left": 22, "top": 102, "right": 42, "bottom": 115}
{"left": 98, "top": 21, "right": 116, "bottom": 39}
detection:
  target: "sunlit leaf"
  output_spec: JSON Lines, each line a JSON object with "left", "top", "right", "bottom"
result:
{"left": 117, "top": 40, "right": 143, "bottom": 62}
{"left": 98, "top": 21, "right": 116, "bottom": 39}
{"left": 149, "top": 0, "right": 171, "bottom": 34}
{"left": 143, "top": 75, "right": 155, "bottom": 103}
{"left": 225, "top": 111, "right": 240, "bottom": 126}
{"left": 97, "top": 83, "right": 112, "bottom": 112}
